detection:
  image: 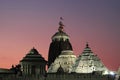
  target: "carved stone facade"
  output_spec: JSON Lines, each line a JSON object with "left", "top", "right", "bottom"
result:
{"left": 72, "top": 43, "right": 109, "bottom": 74}
{"left": 48, "top": 50, "right": 76, "bottom": 73}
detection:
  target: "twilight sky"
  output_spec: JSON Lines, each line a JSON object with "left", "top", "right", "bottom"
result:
{"left": 0, "top": 0, "right": 120, "bottom": 71}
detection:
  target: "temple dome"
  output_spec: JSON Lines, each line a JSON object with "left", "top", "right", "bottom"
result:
{"left": 52, "top": 21, "right": 70, "bottom": 41}
{"left": 52, "top": 31, "right": 69, "bottom": 41}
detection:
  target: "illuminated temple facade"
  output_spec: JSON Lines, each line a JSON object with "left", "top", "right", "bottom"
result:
{"left": 0, "top": 20, "right": 119, "bottom": 80}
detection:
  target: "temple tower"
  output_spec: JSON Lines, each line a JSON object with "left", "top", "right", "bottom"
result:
{"left": 72, "top": 43, "right": 109, "bottom": 75}
{"left": 48, "top": 18, "right": 73, "bottom": 67}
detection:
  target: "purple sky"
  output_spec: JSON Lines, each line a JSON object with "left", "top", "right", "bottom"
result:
{"left": 0, "top": 0, "right": 120, "bottom": 71}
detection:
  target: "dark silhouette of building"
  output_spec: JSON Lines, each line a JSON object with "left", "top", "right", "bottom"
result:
{"left": 20, "top": 47, "right": 47, "bottom": 76}
{"left": 48, "top": 21, "right": 73, "bottom": 67}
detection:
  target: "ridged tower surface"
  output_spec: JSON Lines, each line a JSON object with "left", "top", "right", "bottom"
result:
{"left": 48, "top": 50, "right": 76, "bottom": 73}
{"left": 72, "top": 43, "right": 109, "bottom": 74}
{"left": 20, "top": 47, "right": 46, "bottom": 62}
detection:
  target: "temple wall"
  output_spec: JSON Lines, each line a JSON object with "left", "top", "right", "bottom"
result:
{"left": 0, "top": 73, "right": 118, "bottom": 80}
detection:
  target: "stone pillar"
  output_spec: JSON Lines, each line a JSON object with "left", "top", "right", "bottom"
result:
{"left": 29, "top": 65, "right": 31, "bottom": 75}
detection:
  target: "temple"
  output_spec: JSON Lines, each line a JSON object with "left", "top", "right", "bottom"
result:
{"left": 0, "top": 19, "right": 119, "bottom": 80}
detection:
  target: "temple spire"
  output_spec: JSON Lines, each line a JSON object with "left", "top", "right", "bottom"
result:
{"left": 58, "top": 17, "right": 64, "bottom": 32}
{"left": 86, "top": 42, "right": 89, "bottom": 48}
{"left": 33, "top": 46, "right": 35, "bottom": 49}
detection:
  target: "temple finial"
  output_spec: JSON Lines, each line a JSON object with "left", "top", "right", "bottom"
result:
{"left": 58, "top": 17, "right": 64, "bottom": 32}
{"left": 60, "top": 17, "right": 64, "bottom": 20}
{"left": 86, "top": 42, "right": 89, "bottom": 48}
{"left": 33, "top": 47, "right": 35, "bottom": 49}
{"left": 59, "top": 21, "right": 64, "bottom": 26}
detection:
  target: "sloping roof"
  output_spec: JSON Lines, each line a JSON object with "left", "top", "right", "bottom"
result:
{"left": 20, "top": 47, "right": 47, "bottom": 62}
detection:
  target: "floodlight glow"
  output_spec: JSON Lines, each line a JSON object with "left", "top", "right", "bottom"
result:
{"left": 110, "top": 71, "right": 115, "bottom": 76}
{"left": 103, "top": 70, "right": 109, "bottom": 75}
